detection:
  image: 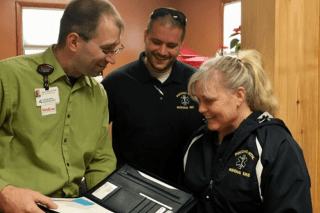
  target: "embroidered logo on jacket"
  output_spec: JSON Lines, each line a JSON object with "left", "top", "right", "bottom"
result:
{"left": 236, "top": 154, "right": 247, "bottom": 169}
{"left": 176, "top": 92, "right": 195, "bottom": 110}
{"left": 228, "top": 149, "right": 255, "bottom": 178}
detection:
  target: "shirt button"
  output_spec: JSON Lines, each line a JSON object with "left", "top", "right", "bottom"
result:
{"left": 67, "top": 163, "right": 70, "bottom": 166}
{"left": 206, "top": 196, "right": 210, "bottom": 199}
{"left": 160, "top": 97, "right": 163, "bottom": 100}
{"left": 64, "top": 138, "right": 67, "bottom": 143}
{"left": 67, "top": 114, "right": 71, "bottom": 118}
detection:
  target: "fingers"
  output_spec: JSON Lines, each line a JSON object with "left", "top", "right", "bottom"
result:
{"left": 26, "top": 203, "right": 46, "bottom": 213}
{"left": 34, "top": 193, "right": 58, "bottom": 210}
{"left": 0, "top": 185, "right": 57, "bottom": 213}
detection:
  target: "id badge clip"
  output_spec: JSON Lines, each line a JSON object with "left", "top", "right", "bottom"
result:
{"left": 37, "top": 64, "right": 54, "bottom": 90}
{"left": 36, "top": 64, "right": 59, "bottom": 116}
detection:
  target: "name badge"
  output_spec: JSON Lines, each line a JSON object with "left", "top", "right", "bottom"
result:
{"left": 35, "top": 87, "right": 60, "bottom": 116}
{"left": 35, "top": 87, "right": 60, "bottom": 107}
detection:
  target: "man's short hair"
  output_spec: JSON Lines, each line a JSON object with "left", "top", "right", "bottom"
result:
{"left": 57, "top": 0, "right": 124, "bottom": 46}
{"left": 146, "top": 7, "right": 187, "bottom": 41}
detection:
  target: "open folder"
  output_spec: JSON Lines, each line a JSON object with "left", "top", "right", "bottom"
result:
{"left": 41, "top": 164, "right": 196, "bottom": 213}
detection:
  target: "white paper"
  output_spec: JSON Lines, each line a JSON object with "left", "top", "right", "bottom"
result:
{"left": 51, "top": 197, "right": 114, "bottom": 213}
{"left": 92, "top": 182, "right": 118, "bottom": 200}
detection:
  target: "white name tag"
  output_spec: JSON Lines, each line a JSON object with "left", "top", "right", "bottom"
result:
{"left": 35, "top": 87, "right": 60, "bottom": 107}
{"left": 35, "top": 87, "right": 60, "bottom": 116}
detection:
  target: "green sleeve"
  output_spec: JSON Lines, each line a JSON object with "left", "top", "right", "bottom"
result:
{"left": 0, "top": 179, "right": 9, "bottom": 192}
{"left": 0, "top": 76, "right": 9, "bottom": 191}
{"left": 84, "top": 96, "right": 116, "bottom": 189}
{"left": 0, "top": 75, "right": 4, "bottom": 128}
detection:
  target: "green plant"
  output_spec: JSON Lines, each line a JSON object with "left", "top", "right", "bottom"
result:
{"left": 230, "top": 25, "right": 241, "bottom": 53}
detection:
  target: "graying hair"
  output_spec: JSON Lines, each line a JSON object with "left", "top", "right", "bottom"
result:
{"left": 57, "top": 0, "right": 124, "bottom": 46}
{"left": 188, "top": 50, "right": 278, "bottom": 116}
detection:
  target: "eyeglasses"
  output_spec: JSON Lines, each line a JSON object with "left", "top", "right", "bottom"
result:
{"left": 150, "top": 8, "right": 187, "bottom": 27}
{"left": 78, "top": 33, "right": 125, "bottom": 57}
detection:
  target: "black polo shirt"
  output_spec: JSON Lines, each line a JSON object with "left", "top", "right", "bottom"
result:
{"left": 102, "top": 52, "right": 204, "bottom": 184}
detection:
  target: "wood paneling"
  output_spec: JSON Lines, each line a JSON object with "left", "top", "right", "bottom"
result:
{"left": 275, "top": 0, "right": 319, "bottom": 209}
{"left": 243, "top": 0, "right": 319, "bottom": 210}
{"left": 242, "top": 0, "right": 275, "bottom": 84}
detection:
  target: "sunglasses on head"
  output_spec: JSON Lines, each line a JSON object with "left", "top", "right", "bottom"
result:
{"left": 150, "top": 8, "right": 187, "bottom": 27}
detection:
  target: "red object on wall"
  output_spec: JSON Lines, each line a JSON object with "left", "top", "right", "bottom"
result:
{"left": 177, "top": 46, "right": 210, "bottom": 68}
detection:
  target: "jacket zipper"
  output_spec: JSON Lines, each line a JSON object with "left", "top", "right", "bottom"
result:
{"left": 206, "top": 180, "right": 214, "bottom": 199}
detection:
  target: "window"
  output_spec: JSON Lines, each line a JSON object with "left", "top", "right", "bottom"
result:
{"left": 21, "top": 7, "right": 103, "bottom": 82}
{"left": 223, "top": 1, "right": 241, "bottom": 55}
{"left": 22, "top": 7, "right": 64, "bottom": 55}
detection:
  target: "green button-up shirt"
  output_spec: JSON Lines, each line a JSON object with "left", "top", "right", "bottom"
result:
{"left": 0, "top": 46, "right": 116, "bottom": 197}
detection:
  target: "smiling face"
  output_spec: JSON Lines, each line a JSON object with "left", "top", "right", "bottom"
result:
{"left": 144, "top": 20, "right": 183, "bottom": 73}
{"left": 194, "top": 75, "right": 243, "bottom": 137}
{"left": 75, "top": 15, "right": 122, "bottom": 77}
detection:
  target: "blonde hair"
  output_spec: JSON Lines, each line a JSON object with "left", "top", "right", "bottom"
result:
{"left": 188, "top": 50, "right": 278, "bottom": 116}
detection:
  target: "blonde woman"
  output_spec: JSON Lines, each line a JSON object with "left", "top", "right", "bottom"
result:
{"left": 183, "top": 50, "right": 312, "bottom": 213}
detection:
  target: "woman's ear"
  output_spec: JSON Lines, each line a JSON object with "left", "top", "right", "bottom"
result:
{"left": 236, "top": 86, "right": 246, "bottom": 107}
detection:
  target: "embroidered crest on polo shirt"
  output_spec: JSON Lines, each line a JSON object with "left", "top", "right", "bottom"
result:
{"left": 176, "top": 92, "right": 195, "bottom": 109}
{"left": 228, "top": 149, "right": 256, "bottom": 178}
{"left": 180, "top": 94, "right": 190, "bottom": 106}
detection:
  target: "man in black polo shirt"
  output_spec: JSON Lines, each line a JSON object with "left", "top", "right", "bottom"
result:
{"left": 101, "top": 7, "right": 203, "bottom": 184}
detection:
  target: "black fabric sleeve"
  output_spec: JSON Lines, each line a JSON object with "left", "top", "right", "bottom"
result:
{"left": 260, "top": 135, "right": 312, "bottom": 213}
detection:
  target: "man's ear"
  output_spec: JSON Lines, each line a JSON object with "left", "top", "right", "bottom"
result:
{"left": 178, "top": 40, "right": 184, "bottom": 52}
{"left": 66, "top": 32, "right": 81, "bottom": 52}
{"left": 143, "top": 29, "right": 148, "bottom": 43}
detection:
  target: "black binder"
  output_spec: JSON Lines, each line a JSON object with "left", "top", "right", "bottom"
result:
{"left": 41, "top": 164, "right": 196, "bottom": 213}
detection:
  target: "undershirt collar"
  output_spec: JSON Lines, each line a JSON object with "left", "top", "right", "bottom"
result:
{"left": 67, "top": 75, "right": 79, "bottom": 86}
{"left": 144, "top": 56, "right": 172, "bottom": 83}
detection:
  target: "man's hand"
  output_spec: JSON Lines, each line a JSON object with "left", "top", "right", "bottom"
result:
{"left": 0, "top": 185, "right": 58, "bottom": 213}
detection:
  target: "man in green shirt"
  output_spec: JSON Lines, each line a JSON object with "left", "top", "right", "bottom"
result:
{"left": 0, "top": 0, "right": 124, "bottom": 212}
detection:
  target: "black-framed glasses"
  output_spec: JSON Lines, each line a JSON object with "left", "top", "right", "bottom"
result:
{"left": 78, "top": 33, "right": 125, "bottom": 57}
{"left": 150, "top": 8, "right": 187, "bottom": 27}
